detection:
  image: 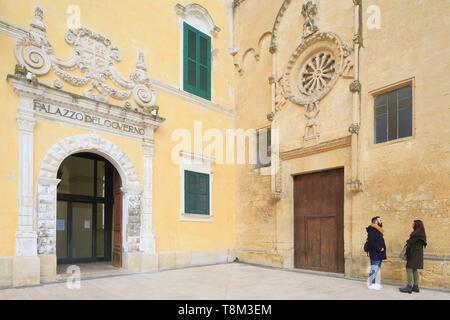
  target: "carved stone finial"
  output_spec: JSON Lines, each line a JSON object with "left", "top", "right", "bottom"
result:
{"left": 349, "top": 80, "right": 361, "bottom": 93}
{"left": 14, "top": 64, "right": 28, "bottom": 77}
{"left": 35, "top": 7, "right": 44, "bottom": 18}
{"left": 31, "top": 7, "right": 46, "bottom": 32}
{"left": 347, "top": 179, "right": 363, "bottom": 192}
{"left": 348, "top": 123, "right": 360, "bottom": 135}
{"left": 269, "top": 44, "right": 277, "bottom": 54}
{"left": 353, "top": 32, "right": 363, "bottom": 45}
{"left": 301, "top": 1, "right": 319, "bottom": 38}
{"left": 136, "top": 52, "right": 147, "bottom": 71}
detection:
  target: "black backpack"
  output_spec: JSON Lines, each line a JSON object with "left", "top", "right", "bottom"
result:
{"left": 363, "top": 238, "right": 370, "bottom": 256}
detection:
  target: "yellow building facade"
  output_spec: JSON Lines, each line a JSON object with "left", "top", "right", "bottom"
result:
{"left": 0, "top": 0, "right": 449, "bottom": 290}
{"left": 0, "top": 0, "right": 237, "bottom": 287}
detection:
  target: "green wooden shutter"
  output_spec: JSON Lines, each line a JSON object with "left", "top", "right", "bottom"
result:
{"left": 184, "top": 170, "right": 210, "bottom": 215}
{"left": 183, "top": 23, "right": 211, "bottom": 100}
{"left": 184, "top": 171, "right": 197, "bottom": 213}
{"left": 197, "top": 173, "right": 210, "bottom": 214}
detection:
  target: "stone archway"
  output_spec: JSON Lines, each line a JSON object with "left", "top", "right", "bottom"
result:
{"left": 36, "top": 134, "right": 143, "bottom": 278}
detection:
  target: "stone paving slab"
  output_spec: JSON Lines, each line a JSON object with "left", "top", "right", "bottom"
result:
{"left": 0, "top": 263, "right": 449, "bottom": 300}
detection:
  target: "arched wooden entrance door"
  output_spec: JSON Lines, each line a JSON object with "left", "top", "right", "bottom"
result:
{"left": 56, "top": 153, "right": 122, "bottom": 266}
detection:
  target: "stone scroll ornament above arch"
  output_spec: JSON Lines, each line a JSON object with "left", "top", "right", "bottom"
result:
{"left": 269, "top": 1, "right": 354, "bottom": 141}
{"left": 37, "top": 134, "right": 143, "bottom": 255}
{"left": 14, "top": 7, "right": 157, "bottom": 113}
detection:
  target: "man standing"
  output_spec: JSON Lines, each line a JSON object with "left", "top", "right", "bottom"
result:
{"left": 366, "top": 216, "right": 387, "bottom": 290}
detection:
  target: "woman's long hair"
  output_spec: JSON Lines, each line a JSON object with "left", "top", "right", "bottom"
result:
{"left": 411, "top": 220, "right": 426, "bottom": 238}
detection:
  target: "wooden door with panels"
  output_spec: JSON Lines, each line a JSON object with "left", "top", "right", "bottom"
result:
{"left": 293, "top": 168, "right": 345, "bottom": 273}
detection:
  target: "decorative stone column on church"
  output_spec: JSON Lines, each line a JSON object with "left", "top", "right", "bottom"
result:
{"left": 13, "top": 95, "right": 40, "bottom": 286}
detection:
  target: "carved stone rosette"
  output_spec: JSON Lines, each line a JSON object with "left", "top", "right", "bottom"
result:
{"left": 14, "top": 7, "right": 157, "bottom": 113}
{"left": 284, "top": 32, "right": 353, "bottom": 106}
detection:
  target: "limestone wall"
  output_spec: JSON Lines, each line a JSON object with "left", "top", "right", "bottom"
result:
{"left": 233, "top": 0, "right": 450, "bottom": 289}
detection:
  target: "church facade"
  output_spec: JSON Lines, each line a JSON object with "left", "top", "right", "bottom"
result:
{"left": 0, "top": 0, "right": 448, "bottom": 290}
{"left": 233, "top": 0, "right": 450, "bottom": 289}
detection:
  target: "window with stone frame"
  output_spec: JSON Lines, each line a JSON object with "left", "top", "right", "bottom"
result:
{"left": 183, "top": 22, "right": 212, "bottom": 100}
{"left": 374, "top": 85, "right": 413, "bottom": 144}
{"left": 184, "top": 170, "right": 210, "bottom": 215}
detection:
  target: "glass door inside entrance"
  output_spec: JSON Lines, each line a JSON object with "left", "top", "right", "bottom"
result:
{"left": 56, "top": 154, "right": 113, "bottom": 264}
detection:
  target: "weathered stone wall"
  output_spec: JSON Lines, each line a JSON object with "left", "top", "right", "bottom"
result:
{"left": 233, "top": 0, "right": 282, "bottom": 266}
{"left": 352, "top": 0, "right": 450, "bottom": 289}
{"left": 234, "top": 0, "right": 450, "bottom": 289}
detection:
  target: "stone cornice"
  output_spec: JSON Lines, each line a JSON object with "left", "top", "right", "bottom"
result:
{"left": 1, "top": 17, "right": 235, "bottom": 118}
{"left": 148, "top": 77, "right": 235, "bottom": 117}
{"left": 279, "top": 136, "right": 351, "bottom": 160}
{"left": 8, "top": 75, "right": 165, "bottom": 132}
{"left": 0, "top": 20, "right": 27, "bottom": 38}
{"left": 174, "top": 3, "right": 221, "bottom": 36}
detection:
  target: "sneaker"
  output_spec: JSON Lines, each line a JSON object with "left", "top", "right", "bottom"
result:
{"left": 368, "top": 283, "right": 382, "bottom": 290}
{"left": 372, "top": 283, "right": 382, "bottom": 290}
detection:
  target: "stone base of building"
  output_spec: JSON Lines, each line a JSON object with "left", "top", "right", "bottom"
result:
{"left": 122, "top": 252, "right": 159, "bottom": 272}
{"left": 234, "top": 250, "right": 284, "bottom": 268}
{"left": 40, "top": 255, "right": 57, "bottom": 283}
{"left": 12, "top": 256, "right": 40, "bottom": 287}
{"left": 0, "top": 257, "right": 13, "bottom": 287}
{"left": 0, "top": 249, "right": 235, "bottom": 288}
{"left": 237, "top": 253, "right": 450, "bottom": 290}
{"left": 158, "top": 249, "right": 235, "bottom": 270}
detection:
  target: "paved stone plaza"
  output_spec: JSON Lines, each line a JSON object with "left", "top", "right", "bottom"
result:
{"left": 0, "top": 263, "right": 449, "bottom": 300}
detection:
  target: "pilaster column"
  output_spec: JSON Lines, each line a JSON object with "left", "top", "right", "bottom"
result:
{"left": 121, "top": 186, "right": 142, "bottom": 253}
{"left": 36, "top": 178, "right": 61, "bottom": 255}
{"left": 140, "top": 142, "right": 156, "bottom": 253}
{"left": 16, "top": 96, "right": 37, "bottom": 256}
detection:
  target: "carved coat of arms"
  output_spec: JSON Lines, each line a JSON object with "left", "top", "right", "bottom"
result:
{"left": 15, "top": 7, "right": 157, "bottom": 112}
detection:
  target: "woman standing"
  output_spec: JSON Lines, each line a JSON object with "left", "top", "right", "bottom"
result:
{"left": 399, "top": 220, "right": 427, "bottom": 293}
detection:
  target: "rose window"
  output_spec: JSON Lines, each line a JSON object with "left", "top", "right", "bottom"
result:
{"left": 300, "top": 52, "right": 336, "bottom": 94}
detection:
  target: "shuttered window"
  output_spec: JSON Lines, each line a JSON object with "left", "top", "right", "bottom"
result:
{"left": 374, "top": 85, "right": 412, "bottom": 144}
{"left": 183, "top": 23, "right": 211, "bottom": 100}
{"left": 184, "top": 170, "right": 210, "bottom": 215}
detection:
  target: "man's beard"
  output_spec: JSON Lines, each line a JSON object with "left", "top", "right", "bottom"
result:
{"left": 378, "top": 222, "right": 383, "bottom": 228}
